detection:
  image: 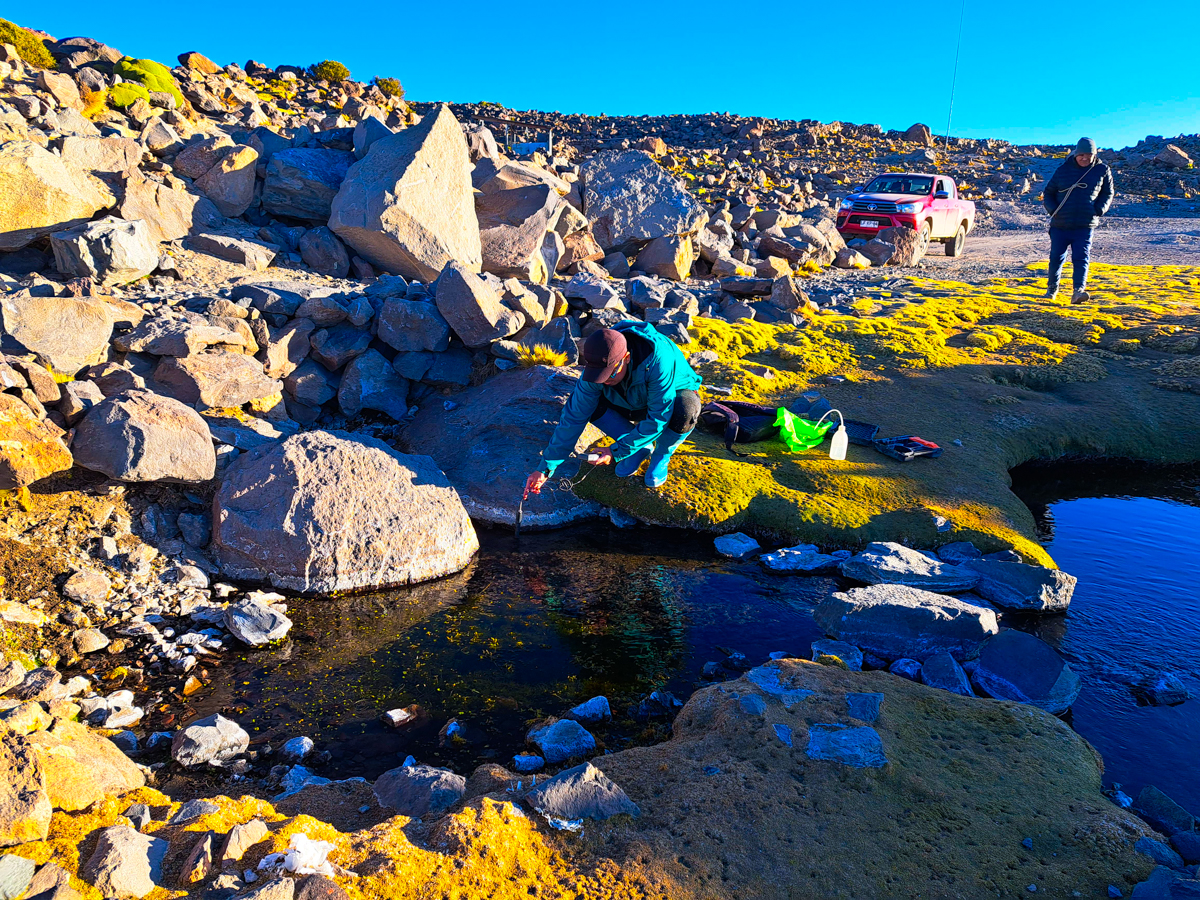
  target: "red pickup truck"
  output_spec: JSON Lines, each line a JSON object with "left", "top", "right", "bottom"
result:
{"left": 836, "top": 173, "right": 976, "bottom": 256}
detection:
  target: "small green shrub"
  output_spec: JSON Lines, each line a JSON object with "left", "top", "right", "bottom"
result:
{"left": 0, "top": 18, "right": 55, "bottom": 69}
{"left": 310, "top": 59, "right": 349, "bottom": 83}
{"left": 373, "top": 76, "right": 404, "bottom": 99}
{"left": 114, "top": 57, "right": 185, "bottom": 109}
{"left": 108, "top": 81, "right": 150, "bottom": 109}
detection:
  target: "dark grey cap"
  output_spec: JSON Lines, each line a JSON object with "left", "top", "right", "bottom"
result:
{"left": 1074, "top": 137, "right": 1097, "bottom": 156}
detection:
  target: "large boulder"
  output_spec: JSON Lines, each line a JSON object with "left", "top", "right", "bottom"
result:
{"left": 814, "top": 584, "right": 999, "bottom": 662}
{"left": 962, "top": 558, "right": 1076, "bottom": 613}
{"left": 0, "top": 140, "right": 111, "bottom": 251}
{"left": 0, "top": 292, "right": 114, "bottom": 374}
{"left": 26, "top": 719, "right": 145, "bottom": 811}
{"left": 262, "top": 149, "right": 355, "bottom": 221}
{"left": 329, "top": 104, "right": 482, "bottom": 281}
{"left": 49, "top": 216, "right": 160, "bottom": 287}
{"left": 476, "top": 184, "right": 564, "bottom": 284}
{"left": 81, "top": 825, "right": 168, "bottom": 899}
{"left": 115, "top": 316, "right": 251, "bottom": 357}
{"left": 59, "top": 135, "right": 143, "bottom": 177}
{"left": 71, "top": 390, "right": 216, "bottom": 483}
{"left": 0, "top": 394, "right": 73, "bottom": 490}
{"left": 211, "top": 430, "right": 479, "bottom": 593}
{"left": 118, "top": 177, "right": 221, "bottom": 244}
{"left": 0, "top": 728, "right": 52, "bottom": 846}
{"left": 972, "top": 630, "right": 1082, "bottom": 715}
{"left": 579, "top": 150, "right": 707, "bottom": 251}
{"left": 839, "top": 542, "right": 979, "bottom": 592}
{"left": 298, "top": 227, "right": 350, "bottom": 278}
{"left": 153, "top": 351, "right": 282, "bottom": 408}
{"left": 433, "top": 261, "right": 522, "bottom": 348}
{"left": 373, "top": 763, "right": 466, "bottom": 816}
{"left": 403, "top": 366, "right": 602, "bottom": 527}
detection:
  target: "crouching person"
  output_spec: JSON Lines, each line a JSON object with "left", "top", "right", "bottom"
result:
{"left": 524, "top": 322, "right": 702, "bottom": 496}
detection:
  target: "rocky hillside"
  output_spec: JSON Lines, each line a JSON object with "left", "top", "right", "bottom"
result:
{"left": 1, "top": 17, "right": 1200, "bottom": 900}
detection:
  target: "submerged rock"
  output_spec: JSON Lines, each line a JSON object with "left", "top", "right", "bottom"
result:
{"left": 760, "top": 544, "right": 838, "bottom": 573}
{"left": 814, "top": 583, "right": 998, "bottom": 662}
{"left": 212, "top": 430, "right": 478, "bottom": 594}
{"left": 1133, "top": 786, "right": 1196, "bottom": 837}
{"left": 840, "top": 542, "right": 979, "bottom": 592}
{"left": 972, "top": 630, "right": 1081, "bottom": 715}
{"left": 524, "top": 762, "right": 640, "bottom": 821}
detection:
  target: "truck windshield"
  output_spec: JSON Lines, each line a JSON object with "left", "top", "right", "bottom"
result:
{"left": 864, "top": 175, "right": 934, "bottom": 195}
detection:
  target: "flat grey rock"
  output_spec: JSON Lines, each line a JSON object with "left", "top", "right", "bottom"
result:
{"left": 80, "top": 825, "right": 167, "bottom": 898}
{"left": 962, "top": 558, "right": 1075, "bottom": 612}
{"left": 840, "top": 542, "right": 979, "bottom": 592}
{"left": 846, "top": 692, "right": 884, "bottom": 722}
{"left": 814, "top": 583, "right": 998, "bottom": 662}
{"left": 805, "top": 724, "right": 888, "bottom": 768}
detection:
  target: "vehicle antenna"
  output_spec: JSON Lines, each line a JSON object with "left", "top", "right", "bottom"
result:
{"left": 942, "top": 0, "right": 967, "bottom": 158}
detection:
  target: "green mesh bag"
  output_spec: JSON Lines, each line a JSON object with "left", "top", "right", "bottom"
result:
{"left": 773, "top": 407, "right": 833, "bottom": 452}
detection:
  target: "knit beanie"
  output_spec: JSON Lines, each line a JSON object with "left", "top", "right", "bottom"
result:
{"left": 1074, "top": 137, "right": 1097, "bottom": 156}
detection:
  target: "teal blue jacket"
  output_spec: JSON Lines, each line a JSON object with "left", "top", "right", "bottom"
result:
{"left": 540, "top": 320, "right": 702, "bottom": 476}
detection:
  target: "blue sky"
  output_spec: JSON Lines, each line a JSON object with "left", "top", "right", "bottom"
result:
{"left": 24, "top": 1, "right": 1199, "bottom": 149}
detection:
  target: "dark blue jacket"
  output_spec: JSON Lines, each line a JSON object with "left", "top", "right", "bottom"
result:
{"left": 1043, "top": 157, "right": 1115, "bottom": 229}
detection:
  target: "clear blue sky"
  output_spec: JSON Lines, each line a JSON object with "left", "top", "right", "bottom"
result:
{"left": 25, "top": 1, "right": 1199, "bottom": 149}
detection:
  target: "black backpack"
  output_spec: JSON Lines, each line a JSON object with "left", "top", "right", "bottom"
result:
{"left": 699, "top": 401, "right": 781, "bottom": 456}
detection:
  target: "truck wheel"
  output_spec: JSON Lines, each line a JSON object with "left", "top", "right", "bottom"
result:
{"left": 944, "top": 223, "right": 966, "bottom": 257}
{"left": 920, "top": 220, "right": 932, "bottom": 242}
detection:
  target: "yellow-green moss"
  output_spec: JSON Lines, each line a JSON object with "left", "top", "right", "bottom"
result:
{"left": 576, "top": 263, "right": 1200, "bottom": 564}
{"left": 108, "top": 82, "right": 149, "bottom": 109}
{"left": 113, "top": 57, "right": 184, "bottom": 109}
{"left": 0, "top": 18, "right": 54, "bottom": 69}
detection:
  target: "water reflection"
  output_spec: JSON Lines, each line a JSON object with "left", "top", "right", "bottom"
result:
{"left": 188, "top": 524, "right": 828, "bottom": 779}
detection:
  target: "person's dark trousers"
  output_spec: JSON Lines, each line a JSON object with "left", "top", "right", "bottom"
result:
{"left": 588, "top": 389, "right": 702, "bottom": 435}
{"left": 1047, "top": 226, "right": 1094, "bottom": 294}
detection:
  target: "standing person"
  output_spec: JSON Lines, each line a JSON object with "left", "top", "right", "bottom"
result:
{"left": 1042, "top": 137, "right": 1115, "bottom": 302}
{"left": 523, "top": 321, "right": 702, "bottom": 495}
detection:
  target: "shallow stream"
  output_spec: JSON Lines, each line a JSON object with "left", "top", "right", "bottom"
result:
{"left": 186, "top": 462, "right": 1200, "bottom": 811}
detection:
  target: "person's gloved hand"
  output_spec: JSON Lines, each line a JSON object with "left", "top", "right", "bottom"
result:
{"left": 523, "top": 472, "right": 548, "bottom": 499}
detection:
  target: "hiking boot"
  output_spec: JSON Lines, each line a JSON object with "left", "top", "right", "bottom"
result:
{"left": 615, "top": 447, "right": 651, "bottom": 477}
{"left": 1044, "top": 290, "right": 1058, "bottom": 300}
{"left": 645, "top": 429, "right": 692, "bottom": 488}
{"left": 1072, "top": 289, "right": 1091, "bottom": 303}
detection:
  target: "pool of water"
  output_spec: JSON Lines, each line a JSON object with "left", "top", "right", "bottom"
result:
{"left": 181, "top": 462, "right": 1200, "bottom": 813}
{"left": 188, "top": 526, "right": 831, "bottom": 780}
{"left": 1011, "top": 461, "right": 1200, "bottom": 812}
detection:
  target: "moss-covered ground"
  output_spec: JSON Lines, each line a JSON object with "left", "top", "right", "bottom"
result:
{"left": 7, "top": 662, "right": 1156, "bottom": 899}
{"left": 576, "top": 263, "right": 1200, "bottom": 565}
